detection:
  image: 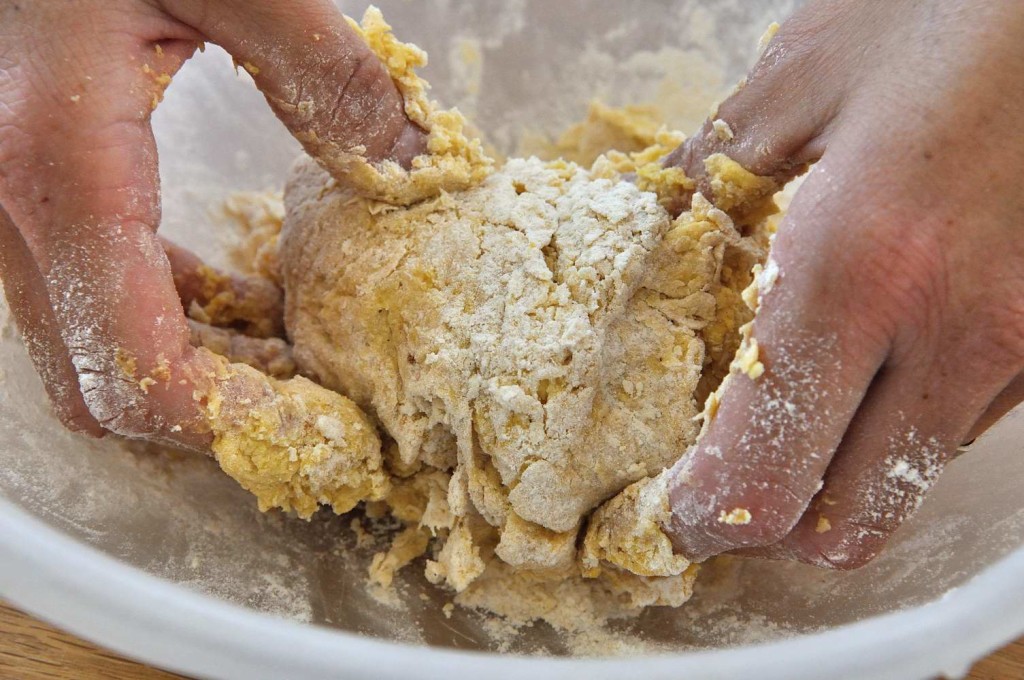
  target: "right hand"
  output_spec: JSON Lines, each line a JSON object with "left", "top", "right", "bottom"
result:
{"left": 663, "top": 0, "right": 1024, "bottom": 569}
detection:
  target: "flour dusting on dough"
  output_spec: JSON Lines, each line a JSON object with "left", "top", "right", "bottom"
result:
{"left": 194, "top": 7, "right": 782, "bottom": 635}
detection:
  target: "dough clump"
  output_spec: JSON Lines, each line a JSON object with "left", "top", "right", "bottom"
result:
{"left": 202, "top": 7, "right": 778, "bottom": 629}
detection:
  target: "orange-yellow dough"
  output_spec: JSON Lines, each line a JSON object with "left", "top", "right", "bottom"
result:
{"left": 199, "top": 350, "right": 390, "bottom": 519}
{"left": 202, "top": 8, "right": 780, "bottom": 629}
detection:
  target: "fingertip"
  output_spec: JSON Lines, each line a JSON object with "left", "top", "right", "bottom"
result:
{"left": 666, "top": 449, "right": 809, "bottom": 561}
{"left": 743, "top": 506, "right": 890, "bottom": 571}
{"left": 791, "top": 525, "right": 887, "bottom": 571}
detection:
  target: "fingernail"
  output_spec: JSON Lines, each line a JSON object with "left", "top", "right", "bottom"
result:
{"left": 389, "top": 122, "right": 428, "bottom": 169}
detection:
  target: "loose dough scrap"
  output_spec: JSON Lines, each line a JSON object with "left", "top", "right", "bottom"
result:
{"left": 199, "top": 349, "right": 390, "bottom": 519}
{"left": 202, "top": 7, "right": 780, "bottom": 629}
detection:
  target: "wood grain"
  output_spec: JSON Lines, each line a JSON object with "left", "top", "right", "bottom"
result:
{"left": 0, "top": 602, "right": 182, "bottom": 680}
{"left": 0, "top": 600, "right": 1021, "bottom": 679}
{"left": 969, "top": 637, "right": 1024, "bottom": 680}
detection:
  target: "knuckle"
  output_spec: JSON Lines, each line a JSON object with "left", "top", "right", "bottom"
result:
{"left": 760, "top": 25, "right": 818, "bottom": 75}
{"left": 827, "top": 211, "right": 947, "bottom": 359}
{"left": 288, "top": 47, "right": 392, "bottom": 145}
{"left": 341, "top": 49, "right": 383, "bottom": 98}
{"left": 331, "top": 50, "right": 392, "bottom": 133}
{"left": 853, "top": 219, "right": 944, "bottom": 317}
{"left": 75, "top": 364, "right": 155, "bottom": 438}
{"left": 753, "top": 10, "right": 839, "bottom": 95}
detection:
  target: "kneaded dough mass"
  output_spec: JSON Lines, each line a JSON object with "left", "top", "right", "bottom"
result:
{"left": 203, "top": 8, "right": 780, "bottom": 628}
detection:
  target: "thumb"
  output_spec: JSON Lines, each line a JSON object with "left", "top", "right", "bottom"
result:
{"left": 161, "top": 0, "right": 427, "bottom": 165}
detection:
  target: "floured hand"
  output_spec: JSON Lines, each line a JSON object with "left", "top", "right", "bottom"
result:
{"left": 663, "top": 0, "right": 1024, "bottom": 569}
{"left": 0, "top": 0, "right": 426, "bottom": 448}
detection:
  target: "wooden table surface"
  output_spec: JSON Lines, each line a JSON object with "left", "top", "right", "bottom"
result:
{"left": 1, "top": 601, "right": 1021, "bottom": 679}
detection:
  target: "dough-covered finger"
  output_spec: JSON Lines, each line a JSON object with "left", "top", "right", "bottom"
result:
{"left": 0, "top": 2, "right": 212, "bottom": 447}
{"left": 17, "top": 114, "right": 362, "bottom": 479}
{"left": 0, "top": 39, "right": 221, "bottom": 449}
{"left": 161, "top": 0, "right": 427, "bottom": 166}
{"left": 660, "top": 4, "right": 860, "bottom": 214}
{"left": 163, "top": 239, "right": 284, "bottom": 338}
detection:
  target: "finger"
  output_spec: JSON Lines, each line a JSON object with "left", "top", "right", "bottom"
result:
{"left": 0, "top": 4, "right": 211, "bottom": 445}
{"left": 160, "top": 0, "right": 428, "bottom": 166}
{"left": 32, "top": 147, "right": 212, "bottom": 448}
{"left": 188, "top": 320, "right": 295, "bottom": 379}
{"left": 745, "top": 351, "right": 1022, "bottom": 570}
{"left": 163, "top": 238, "right": 284, "bottom": 338}
{"left": 0, "top": 23, "right": 225, "bottom": 450}
{"left": 24, "top": 115, "right": 299, "bottom": 453}
{"left": 660, "top": 2, "right": 876, "bottom": 215}
{"left": 666, "top": 162, "right": 894, "bottom": 562}
{"left": 965, "top": 373, "right": 1024, "bottom": 443}
{"left": 0, "top": 203, "right": 104, "bottom": 436}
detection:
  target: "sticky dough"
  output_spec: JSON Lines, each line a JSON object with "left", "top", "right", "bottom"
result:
{"left": 202, "top": 8, "right": 780, "bottom": 627}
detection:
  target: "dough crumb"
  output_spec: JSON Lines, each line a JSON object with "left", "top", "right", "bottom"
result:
{"left": 758, "top": 22, "right": 781, "bottom": 54}
{"left": 718, "top": 508, "right": 753, "bottom": 525}
{"left": 712, "top": 118, "right": 735, "bottom": 141}
{"left": 369, "top": 526, "right": 431, "bottom": 587}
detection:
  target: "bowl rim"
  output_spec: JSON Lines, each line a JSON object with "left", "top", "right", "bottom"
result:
{"left": 1, "top": 495, "right": 1022, "bottom": 680}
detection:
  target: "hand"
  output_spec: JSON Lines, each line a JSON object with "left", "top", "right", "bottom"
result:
{"left": 0, "top": 1, "right": 425, "bottom": 449}
{"left": 664, "top": 0, "right": 1024, "bottom": 568}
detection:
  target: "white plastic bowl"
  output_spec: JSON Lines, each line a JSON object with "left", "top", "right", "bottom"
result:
{"left": 2, "top": 1, "right": 1022, "bottom": 678}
